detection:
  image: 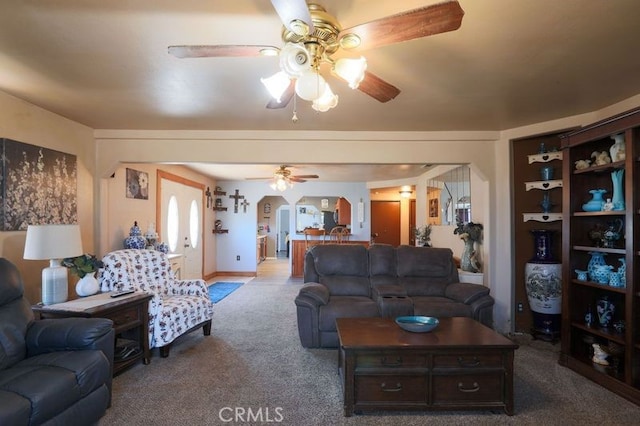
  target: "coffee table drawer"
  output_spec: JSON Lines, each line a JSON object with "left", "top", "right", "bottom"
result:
{"left": 355, "top": 375, "right": 426, "bottom": 402}
{"left": 356, "top": 352, "right": 425, "bottom": 368}
{"left": 433, "top": 352, "right": 503, "bottom": 368}
{"left": 432, "top": 374, "right": 503, "bottom": 403}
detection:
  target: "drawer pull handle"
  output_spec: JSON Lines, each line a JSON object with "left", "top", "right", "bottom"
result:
{"left": 381, "top": 382, "right": 402, "bottom": 392}
{"left": 457, "top": 356, "right": 480, "bottom": 367}
{"left": 381, "top": 356, "right": 402, "bottom": 366}
{"left": 458, "top": 382, "right": 480, "bottom": 393}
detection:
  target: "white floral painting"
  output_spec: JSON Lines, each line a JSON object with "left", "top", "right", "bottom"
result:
{"left": 126, "top": 168, "right": 149, "bottom": 200}
{"left": 0, "top": 138, "right": 77, "bottom": 231}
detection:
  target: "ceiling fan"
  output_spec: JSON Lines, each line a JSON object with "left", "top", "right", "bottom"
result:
{"left": 168, "top": 0, "right": 464, "bottom": 113}
{"left": 246, "top": 165, "right": 319, "bottom": 191}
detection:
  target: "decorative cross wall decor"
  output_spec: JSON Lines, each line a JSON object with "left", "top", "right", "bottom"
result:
{"left": 229, "top": 189, "right": 244, "bottom": 213}
{"left": 205, "top": 186, "right": 212, "bottom": 208}
{"left": 240, "top": 199, "right": 250, "bottom": 213}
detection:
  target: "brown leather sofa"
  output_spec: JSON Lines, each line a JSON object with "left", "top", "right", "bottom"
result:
{"left": 295, "top": 244, "right": 494, "bottom": 348}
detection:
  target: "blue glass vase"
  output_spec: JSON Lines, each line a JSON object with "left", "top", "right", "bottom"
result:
{"left": 582, "top": 189, "right": 607, "bottom": 212}
{"left": 611, "top": 169, "right": 625, "bottom": 210}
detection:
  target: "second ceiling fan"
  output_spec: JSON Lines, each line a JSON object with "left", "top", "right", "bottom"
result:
{"left": 168, "top": 1, "right": 464, "bottom": 112}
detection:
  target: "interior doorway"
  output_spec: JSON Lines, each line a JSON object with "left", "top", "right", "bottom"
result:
{"left": 276, "top": 205, "right": 290, "bottom": 258}
{"left": 371, "top": 200, "right": 401, "bottom": 246}
{"left": 256, "top": 195, "right": 288, "bottom": 259}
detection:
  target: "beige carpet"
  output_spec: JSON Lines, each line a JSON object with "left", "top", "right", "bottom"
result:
{"left": 99, "top": 266, "right": 640, "bottom": 425}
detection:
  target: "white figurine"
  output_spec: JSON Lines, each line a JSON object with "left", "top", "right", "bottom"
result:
{"left": 575, "top": 159, "right": 591, "bottom": 170}
{"left": 591, "top": 151, "right": 612, "bottom": 166}
{"left": 592, "top": 343, "right": 609, "bottom": 366}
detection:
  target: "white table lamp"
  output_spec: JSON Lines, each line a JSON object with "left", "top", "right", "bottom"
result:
{"left": 23, "top": 224, "right": 83, "bottom": 305}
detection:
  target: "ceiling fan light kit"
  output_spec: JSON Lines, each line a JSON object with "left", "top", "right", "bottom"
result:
{"left": 168, "top": 1, "right": 464, "bottom": 116}
{"left": 249, "top": 165, "right": 320, "bottom": 191}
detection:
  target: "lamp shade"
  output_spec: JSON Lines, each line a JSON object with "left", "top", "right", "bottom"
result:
{"left": 333, "top": 57, "right": 367, "bottom": 89}
{"left": 295, "top": 70, "right": 327, "bottom": 101}
{"left": 312, "top": 84, "right": 338, "bottom": 112}
{"left": 260, "top": 71, "right": 291, "bottom": 103}
{"left": 24, "top": 224, "right": 83, "bottom": 260}
{"left": 23, "top": 224, "right": 83, "bottom": 305}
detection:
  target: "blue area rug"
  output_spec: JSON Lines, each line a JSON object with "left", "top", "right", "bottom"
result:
{"left": 208, "top": 282, "right": 243, "bottom": 303}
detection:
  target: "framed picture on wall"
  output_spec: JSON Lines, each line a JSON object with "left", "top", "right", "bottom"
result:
{"left": 126, "top": 168, "right": 149, "bottom": 200}
{"left": 0, "top": 138, "right": 77, "bottom": 230}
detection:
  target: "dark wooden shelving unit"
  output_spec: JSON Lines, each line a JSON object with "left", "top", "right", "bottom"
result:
{"left": 559, "top": 107, "right": 640, "bottom": 406}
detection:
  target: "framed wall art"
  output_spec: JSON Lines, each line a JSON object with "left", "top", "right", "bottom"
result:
{"left": 0, "top": 138, "right": 78, "bottom": 231}
{"left": 126, "top": 168, "right": 149, "bottom": 200}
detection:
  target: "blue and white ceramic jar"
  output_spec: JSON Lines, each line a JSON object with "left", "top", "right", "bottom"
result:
{"left": 596, "top": 296, "right": 615, "bottom": 328}
{"left": 124, "top": 221, "right": 146, "bottom": 249}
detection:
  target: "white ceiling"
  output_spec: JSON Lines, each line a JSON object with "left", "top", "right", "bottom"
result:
{"left": 2, "top": 0, "right": 640, "bottom": 181}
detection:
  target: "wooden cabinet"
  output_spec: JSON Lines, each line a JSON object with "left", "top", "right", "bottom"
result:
{"left": 511, "top": 132, "right": 567, "bottom": 334}
{"left": 335, "top": 197, "right": 351, "bottom": 226}
{"left": 257, "top": 235, "right": 267, "bottom": 264}
{"left": 559, "top": 107, "right": 640, "bottom": 405}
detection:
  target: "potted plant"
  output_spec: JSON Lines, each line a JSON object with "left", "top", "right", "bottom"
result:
{"left": 62, "top": 254, "right": 104, "bottom": 296}
{"left": 414, "top": 224, "right": 432, "bottom": 247}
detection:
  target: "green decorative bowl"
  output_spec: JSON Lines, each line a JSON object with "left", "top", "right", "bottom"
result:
{"left": 395, "top": 316, "right": 439, "bottom": 333}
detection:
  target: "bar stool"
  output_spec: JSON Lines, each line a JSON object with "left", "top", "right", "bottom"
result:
{"left": 328, "top": 226, "right": 349, "bottom": 244}
{"left": 304, "top": 228, "right": 325, "bottom": 251}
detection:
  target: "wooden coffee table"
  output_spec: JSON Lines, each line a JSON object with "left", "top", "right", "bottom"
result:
{"left": 336, "top": 317, "right": 518, "bottom": 416}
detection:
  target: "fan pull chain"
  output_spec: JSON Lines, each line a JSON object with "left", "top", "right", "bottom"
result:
{"left": 292, "top": 94, "right": 299, "bottom": 123}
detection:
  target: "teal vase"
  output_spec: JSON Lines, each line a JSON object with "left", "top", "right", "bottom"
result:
{"left": 611, "top": 170, "right": 625, "bottom": 210}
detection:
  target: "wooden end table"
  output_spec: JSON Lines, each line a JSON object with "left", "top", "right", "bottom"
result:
{"left": 336, "top": 317, "right": 519, "bottom": 416}
{"left": 32, "top": 292, "right": 152, "bottom": 376}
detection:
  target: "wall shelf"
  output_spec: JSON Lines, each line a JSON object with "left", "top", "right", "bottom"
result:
{"left": 528, "top": 151, "right": 563, "bottom": 163}
{"left": 522, "top": 213, "right": 563, "bottom": 222}
{"left": 525, "top": 180, "right": 563, "bottom": 191}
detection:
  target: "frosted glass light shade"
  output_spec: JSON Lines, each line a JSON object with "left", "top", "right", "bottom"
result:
{"left": 334, "top": 56, "right": 367, "bottom": 89}
{"left": 312, "top": 84, "right": 338, "bottom": 112}
{"left": 260, "top": 71, "right": 291, "bottom": 103}
{"left": 295, "top": 70, "right": 327, "bottom": 101}
{"left": 279, "top": 43, "right": 310, "bottom": 77}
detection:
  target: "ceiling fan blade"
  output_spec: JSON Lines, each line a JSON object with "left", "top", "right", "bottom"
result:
{"left": 270, "top": 0, "right": 314, "bottom": 36}
{"left": 356, "top": 71, "right": 401, "bottom": 103}
{"left": 289, "top": 177, "right": 307, "bottom": 183}
{"left": 266, "top": 80, "right": 295, "bottom": 109}
{"left": 292, "top": 175, "right": 319, "bottom": 179}
{"left": 245, "top": 177, "right": 273, "bottom": 181}
{"left": 168, "top": 45, "right": 279, "bottom": 58}
{"left": 338, "top": 0, "right": 464, "bottom": 52}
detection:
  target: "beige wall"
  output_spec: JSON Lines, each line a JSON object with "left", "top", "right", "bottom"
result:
{"left": 0, "top": 91, "right": 94, "bottom": 303}
{"left": 103, "top": 163, "right": 218, "bottom": 278}
{"left": 2, "top": 86, "right": 640, "bottom": 331}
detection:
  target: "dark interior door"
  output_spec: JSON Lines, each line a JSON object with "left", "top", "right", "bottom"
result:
{"left": 371, "top": 201, "right": 401, "bottom": 246}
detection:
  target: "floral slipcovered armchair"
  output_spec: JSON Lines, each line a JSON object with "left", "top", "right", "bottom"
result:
{"left": 100, "top": 249, "right": 213, "bottom": 357}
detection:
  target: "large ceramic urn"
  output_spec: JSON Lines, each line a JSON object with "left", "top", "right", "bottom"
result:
{"left": 524, "top": 229, "right": 562, "bottom": 341}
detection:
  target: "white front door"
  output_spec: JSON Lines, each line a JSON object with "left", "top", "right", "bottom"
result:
{"left": 159, "top": 175, "right": 204, "bottom": 280}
